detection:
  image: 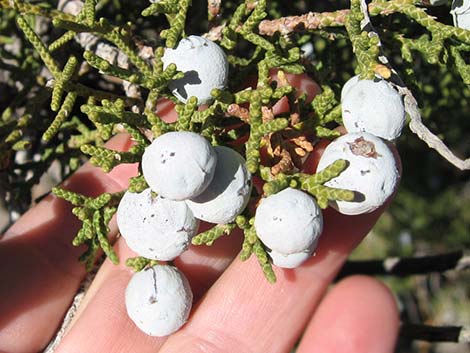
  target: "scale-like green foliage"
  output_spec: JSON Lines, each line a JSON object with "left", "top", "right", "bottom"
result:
{"left": 1, "top": 0, "right": 468, "bottom": 283}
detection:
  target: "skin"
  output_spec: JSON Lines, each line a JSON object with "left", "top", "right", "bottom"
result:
{"left": 0, "top": 74, "right": 400, "bottom": 353}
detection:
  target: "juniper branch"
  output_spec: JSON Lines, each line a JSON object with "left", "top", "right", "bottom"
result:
{"left": 43, "top": 91, "right": 78, "bottom": 142}
{"left": 192, "top": 223, "right": 236, "bottom": 246}
{"left": 126, "top": 257, "right": 159, "bottom": 272}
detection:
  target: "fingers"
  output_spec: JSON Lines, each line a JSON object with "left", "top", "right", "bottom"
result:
{"left": 154, "top": 134, "right": 401, "bottom": 352}
{"left": 2, "top": 69, "right": 400, "bottom": 353}
{"left": 156, "top": 206, "right": 388, "bottom": 353}
{"left": 53, "top": 240, "right": 166, "bottom": 353}
{"left": 54, "top": 227, "right": 243, "bottom": 353}
{"left": 0, "top": 134, "right": 137, "bottom": 353}
{"left": 57, "top": 159, "right": 393, "bottom": 353}
{"left": 54, "top": 70, "right": 325, "bottom": 353}
{"left": 297, "top": 275, "right": 399, "bottom": 353}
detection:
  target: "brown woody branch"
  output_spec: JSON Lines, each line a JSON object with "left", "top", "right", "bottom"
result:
{"left": 258, "top": 10, "right": 349, "bottom": 35}
{"left": 400, "top": 324, "right": 470, "bottom": 343}
{"left": 336, "top": 251, "right": 469, "bottom": 279}
{"left": 258, "top": 0, "right": 470, "bottom": 170}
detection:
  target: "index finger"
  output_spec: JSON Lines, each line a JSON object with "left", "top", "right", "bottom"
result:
{"left": 157, "top": 142, "right": 402, "bottom": 353}
{"left": 157, "top": 205, "right": 392, "bottom": 353}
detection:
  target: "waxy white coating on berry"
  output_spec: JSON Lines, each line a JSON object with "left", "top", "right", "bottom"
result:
{"left": 254, "top": 188, "right": 323, "bottom": 255}
{"left": 341, "top": 75, "right": 405, "bottom": 141}
{"left": 186, "top": 146, "right": 252, "bottom": 224}
{"left": 268, "top": 248, "right": 314, "bottom": 269}
{"left": 142, "top": 131, "right": 217, "bottom": 200}
{"left": 316, "top": 132, "right": 400, "bottom": 215}
{"left": 162, "top": 35, "right": 229, "bottom": 105}
{"left": 116, "top": 189, "right": 199, "bottom": 260}
{"left": 125, "top": 265, "right": 193, "bottom": 337}
{"left": 451, "top": 0, "right": 470, "bottom": 30}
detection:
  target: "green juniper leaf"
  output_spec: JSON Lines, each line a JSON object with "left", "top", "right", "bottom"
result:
{"left": 4, "top": 0, "right": 468, "bottom": 291}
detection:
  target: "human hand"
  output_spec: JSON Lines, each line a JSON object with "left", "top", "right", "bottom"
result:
{"left": 0, "top": 74, "right": 400, "bottom": 353}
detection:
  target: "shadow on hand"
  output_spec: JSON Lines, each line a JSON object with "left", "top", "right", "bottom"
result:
{"left": 178, "top": 224, "right": 244, "bottom": 300}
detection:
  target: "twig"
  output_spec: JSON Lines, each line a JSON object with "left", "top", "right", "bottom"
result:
{"left": 257, "top": 0, "right": 417, "bottom": 35}
{"left": 400, "top": 324, "right": 470, "bottom": 343}
{"left": 360, "top": 0, "right": 470, "bottom": 170}
{"left": 336, "top": 251, "right": 469, "bottom": 279}
{"left": 371, "top": 1, "right": 470, "bottom": 171}
{"left": 258, "top": 10, "right": 349, "bottom": 35}
{"left": 405, "top": 96, "right": 470, "bottom": 170}
{"left": 259, "top": 0, "right": 470, "bottom": 170}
